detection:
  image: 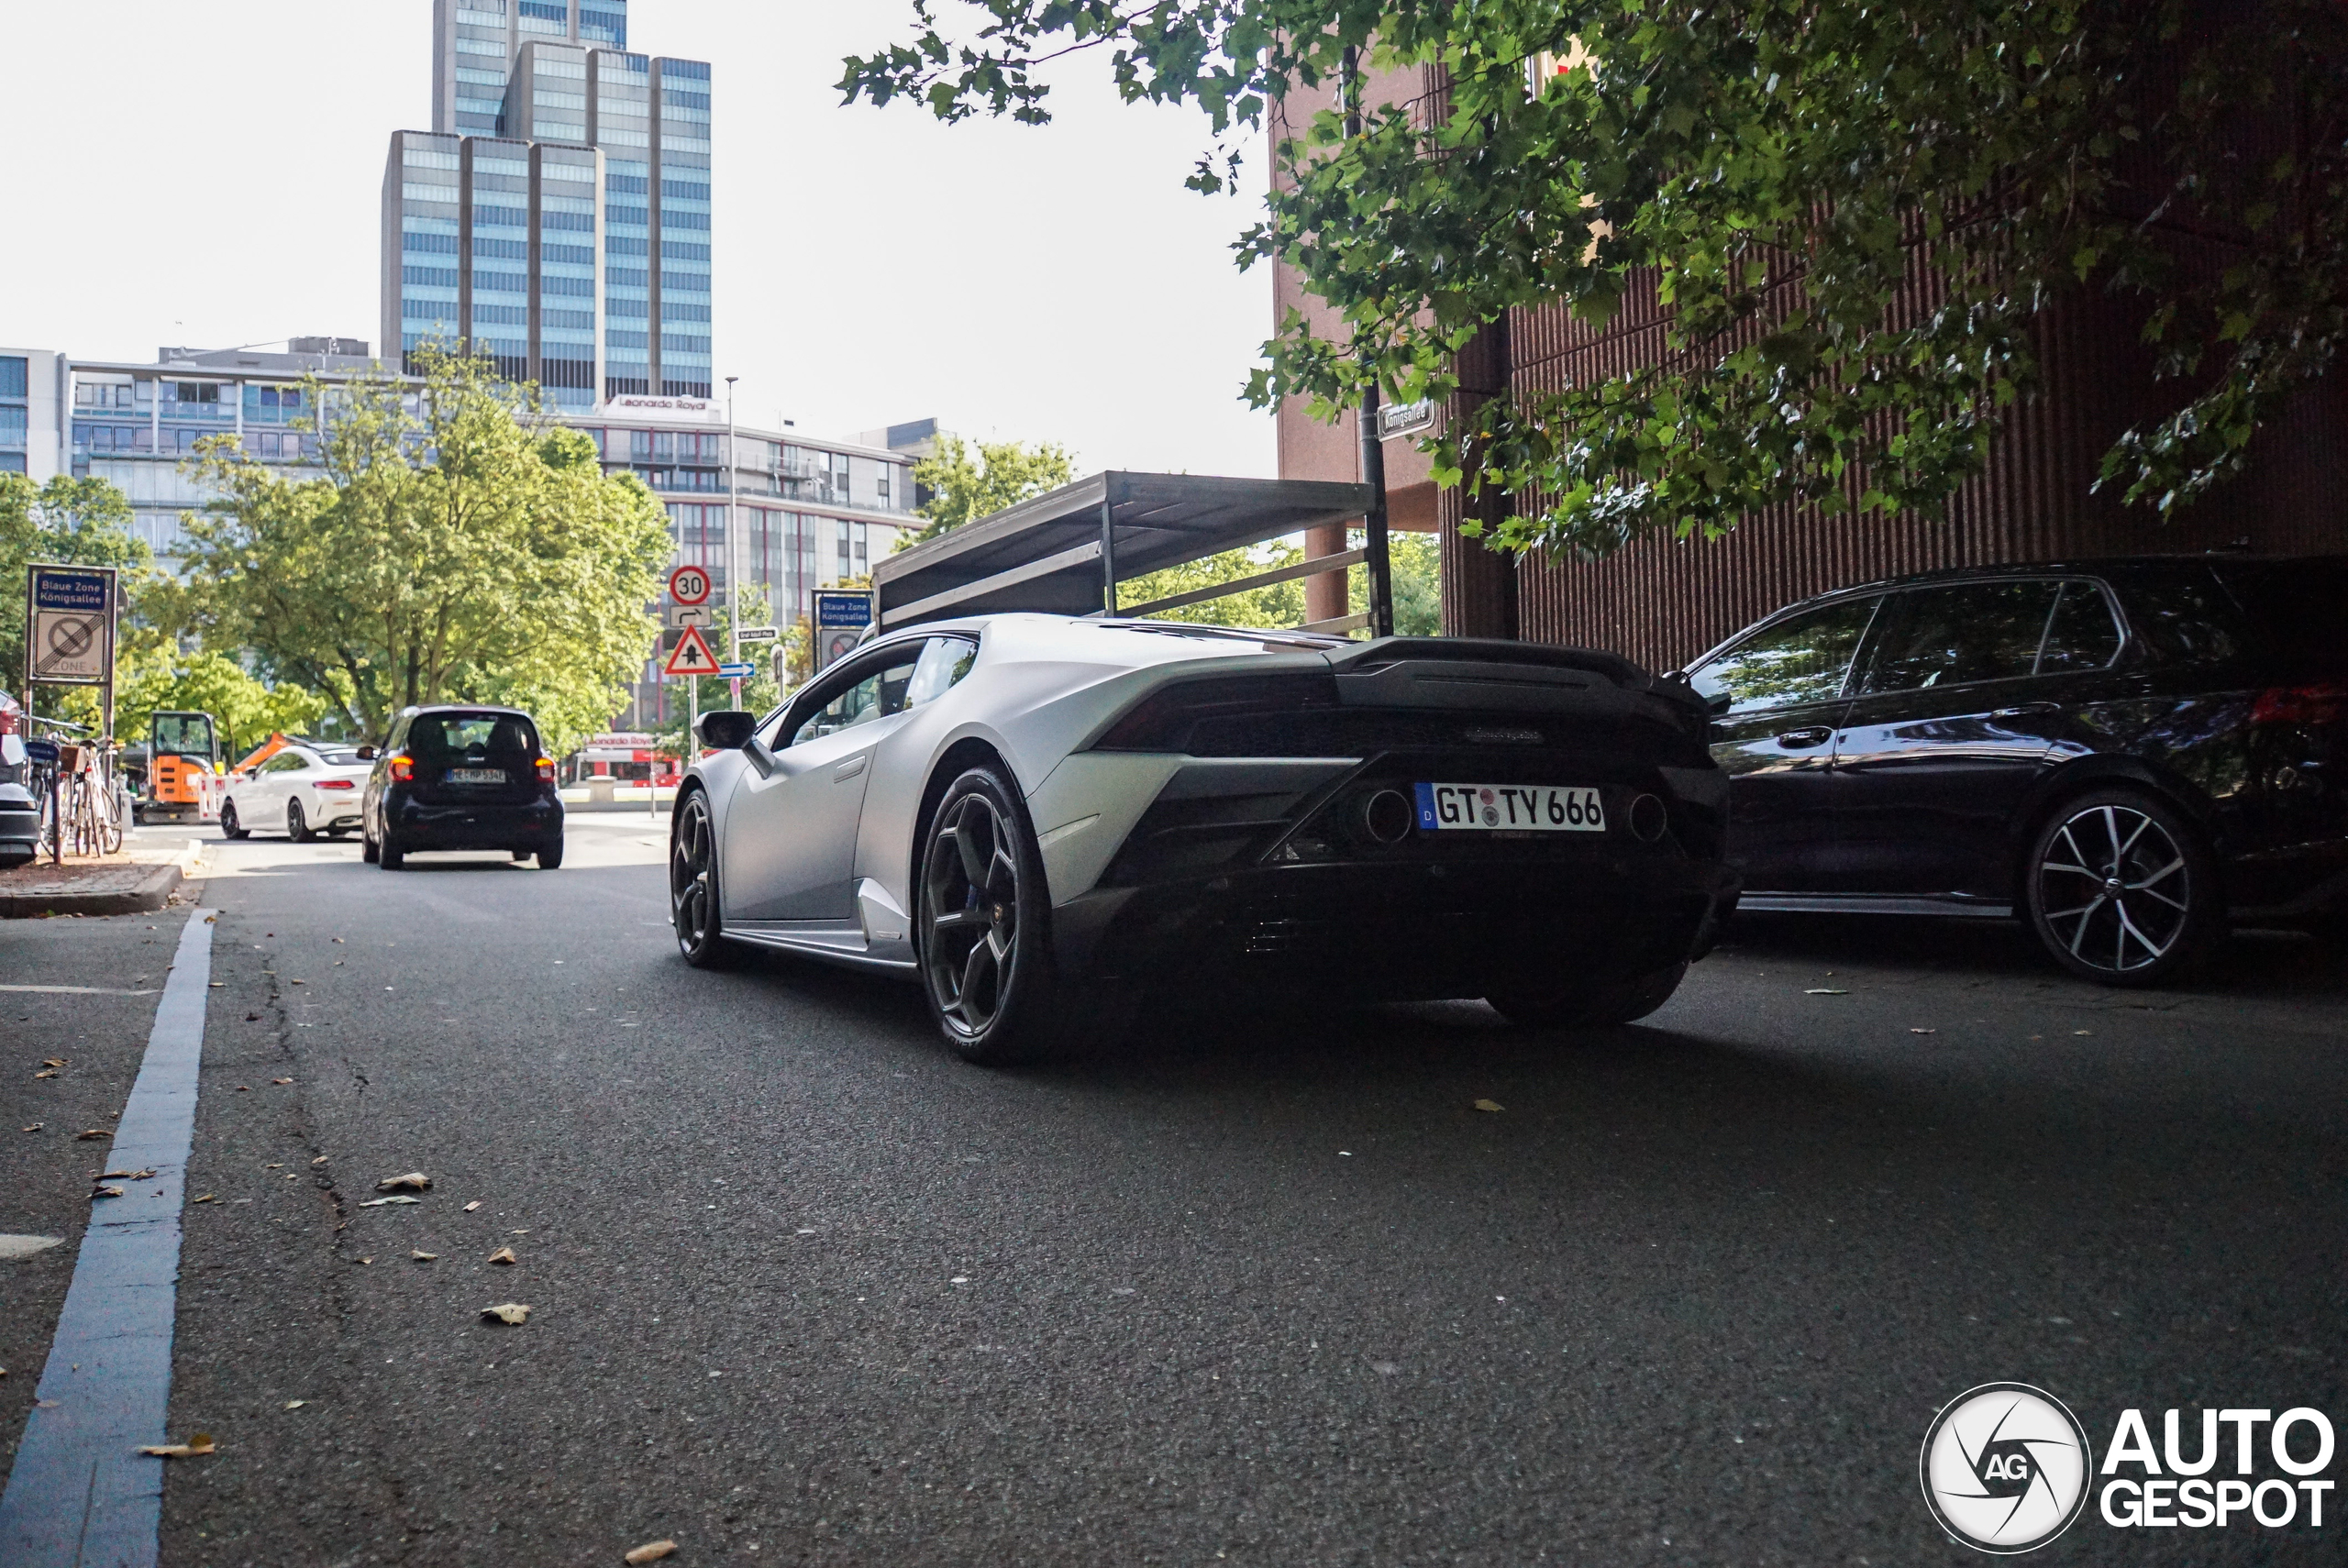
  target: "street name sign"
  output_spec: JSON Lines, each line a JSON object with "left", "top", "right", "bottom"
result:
{"left": 28, "top": 565, "right": 116, "bottom": 686}
{"left": 668, "top": 564, "right": 713, "bottom": 606}
{"left": 735, "top": 625, "right": 780, "bottom": 644}
{"left": 663, "top": 624, "right": 723, "bottom": 678}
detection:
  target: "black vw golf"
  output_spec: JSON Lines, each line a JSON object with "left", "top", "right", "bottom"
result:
{"left": 362, "top": 705, "right": 565, "bottom": 869}
{"left": 1682, "top": 555, "right": 2346, "bottom": 984}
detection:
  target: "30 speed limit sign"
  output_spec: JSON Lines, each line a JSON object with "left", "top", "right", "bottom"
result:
{"left": 668, "top": 565, "right": 712, "bottom": 606}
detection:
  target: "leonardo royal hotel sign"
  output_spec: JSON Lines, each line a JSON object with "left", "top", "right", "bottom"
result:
{"left": 604, "top": 394, "right": 718, "bottom": 419}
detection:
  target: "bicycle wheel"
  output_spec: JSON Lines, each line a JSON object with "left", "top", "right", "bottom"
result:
{"left": 99, "top": 781, "right": 127, "bottom": 854}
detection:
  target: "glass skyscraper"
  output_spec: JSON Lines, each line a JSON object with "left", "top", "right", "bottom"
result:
{"left": 386, "top": 0, "right": 709, "bottom": 407}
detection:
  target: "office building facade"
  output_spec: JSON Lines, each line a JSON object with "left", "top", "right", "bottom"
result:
{"left": 388, "top": 0, "right": 710, "bottom": 408}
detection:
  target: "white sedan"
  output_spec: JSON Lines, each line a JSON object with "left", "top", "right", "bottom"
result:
{"left": 221, "top": 745, "right": 373, "bottom": 842}
{"left": 670, "top": 615, "right": 1740, "bottom": 1063}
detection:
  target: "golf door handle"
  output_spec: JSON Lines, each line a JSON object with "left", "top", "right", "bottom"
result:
{"left": 833, "top": 755, "right": 868, "bottom": 782}
{"left": 1992, "top": 701, "right": 2061, "bottom": 719}
{"left": 1775, "top": 726, "right": 1833, "bottom": 748}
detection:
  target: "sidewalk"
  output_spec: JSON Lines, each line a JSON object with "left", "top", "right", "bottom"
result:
{"left": 0, "top": 837, "right": 205, "bottom": 919}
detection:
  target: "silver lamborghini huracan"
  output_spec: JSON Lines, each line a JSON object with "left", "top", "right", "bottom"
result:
{"left": 670, "top": 615, "right": 1739, "bottom": 1062}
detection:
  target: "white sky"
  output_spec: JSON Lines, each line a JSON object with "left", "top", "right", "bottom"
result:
{"left": 0, "top": 1, "right": 1277, "bottom": 474}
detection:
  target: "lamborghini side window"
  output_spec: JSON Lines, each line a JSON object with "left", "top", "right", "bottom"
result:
{"left": 905, "top": 636, "right": 978, "bottom": 708}
{"left": 788, "top": 646, "right": 925, "bottom": 746}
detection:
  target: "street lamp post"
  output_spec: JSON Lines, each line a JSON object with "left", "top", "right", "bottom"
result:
{"left": 725, "top": 375, "right": 741, "bottom": 711}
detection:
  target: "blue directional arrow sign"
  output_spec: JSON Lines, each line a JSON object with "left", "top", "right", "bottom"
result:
{"left": 714, "top": 662, "right": 754, "bottom": 679}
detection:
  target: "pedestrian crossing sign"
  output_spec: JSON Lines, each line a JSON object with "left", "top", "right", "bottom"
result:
{"left": 663, "top": 624, "right": 723, "bottom": 678}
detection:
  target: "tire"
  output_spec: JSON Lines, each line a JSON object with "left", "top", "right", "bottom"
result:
{"left": 361, "top": 831, "right": 380, "bottom": 864}
{"left": 537, "top": 836, "right": 564, "bottom": 870}
{"left": 288, "top": 800, "right": 313, "bottom": 843}
{"left": 2024, "top": 788, "right": 2221, "bottom": 986}
{"left": 670, "top": 791, "right": 735, "bottom": 966}
{"left": 379, "top": 831, "right": 405, "bottom": 870}
{"left": 915, "top": 764, "right": 1113, "bottom": 1065}
{"left": 513, "top": 848, "right": 533, "bottom": 861}
{"left": 220, "top": 800, "right": 249, "bottom": 841}
{"left": 1486, "top": 961, "right": 1689, "bottom": 1030}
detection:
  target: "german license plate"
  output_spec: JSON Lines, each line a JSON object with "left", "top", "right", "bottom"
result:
{"left": 1415, "top": 782, "right": 1605, "bottom": 833}
{"left": 447, "top": 767, "right": 504, "bottom": 785}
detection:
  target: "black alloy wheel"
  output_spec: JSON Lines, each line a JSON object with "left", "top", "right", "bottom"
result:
{"left": 670, "top": 791, "right": 730, "bottom": 966}
{"left": 287, "top": 800, "right": 313, "bottom": 843}
{"left": 221, "top": 800, "right": 249, "bottom": 841}
{"left": 915, "top": 765, "right": 1107, "bottom": 1064}
{"left": 2025, "top": 789, "right": 2219, "bottom": 986}
{"left": 1486, "top": 961, "right": 1689, "bottom": 1031}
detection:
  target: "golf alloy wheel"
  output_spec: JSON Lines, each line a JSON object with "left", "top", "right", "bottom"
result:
{"left": 2027, "top": 790, "right": 2216, "bottom": 985}
{"left": 922, "top": 788, "right": 1024, "bottom": 1042}
{"left": 670, "top": 791, "right": 729, "bottom": 966}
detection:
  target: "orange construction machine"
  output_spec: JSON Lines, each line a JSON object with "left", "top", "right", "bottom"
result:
{"left": 141, "top": 710, "right": 227, "bottom": 825}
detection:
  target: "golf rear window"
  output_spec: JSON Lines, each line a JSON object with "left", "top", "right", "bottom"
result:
{"left": 2216, "top": 559, "right": 2348, "bottom": 675}
{"left": 408, "top": 712, "right": 537, "bottom": 758}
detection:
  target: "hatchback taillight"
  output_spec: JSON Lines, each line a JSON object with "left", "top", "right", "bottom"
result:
{"left": 315, "top": 778, "right": 355, "bottom": 790}
{"left": 388, "top": 754, "right": 415, "bottom": 782}
{"left": 535, "top": 756, "right": 556, "bottom": 783}
{"left": 2251, "top": 683, "right": 2348, "bottom": 726}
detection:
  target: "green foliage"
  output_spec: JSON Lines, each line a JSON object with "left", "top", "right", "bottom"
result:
{"left": 115, "top": 646, "right": 327, "bottom": 758}
{"left": 1121, "top": 540, "right": 1309, "bottom": 628}
{"left": 1354, "top": 530, "right": 1440, "bottom": 637}
{"left": 846, "top": 1, "right": 2348, "bottom": 553}
{"left": 177, "top": 348, "right": 673, "bottom": 756}
{"left": 903, "top": 433, "right": 1076, "bottom": 546}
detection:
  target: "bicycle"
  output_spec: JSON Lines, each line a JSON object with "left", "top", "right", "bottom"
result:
{"left": 28, "top": 718, "right": 126, "bottom": 858}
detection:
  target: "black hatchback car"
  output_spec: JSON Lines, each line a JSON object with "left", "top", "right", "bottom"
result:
{"left": 1680, "top": 555, "right": 2346, "bottom": 984}
{"left": 362, "top": 705, "right": 564, "bottom": 869}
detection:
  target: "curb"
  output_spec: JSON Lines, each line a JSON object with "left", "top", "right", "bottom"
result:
{"left": 0, "top": 841, "right": 203, "bottom": 920}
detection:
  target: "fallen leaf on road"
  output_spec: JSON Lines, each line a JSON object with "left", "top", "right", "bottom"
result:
{"left": 2074, "top": 1029, "right": 2092, "bottom": 1036}
{"left": 312, "top": 1155, "right": 328, "bottom": 1165}
{"left": 289, "top": 979, "right": 305, "bottom": 986}
{"left": 1804, "top": 988, "right": 1850, "bottom": 995}
{"left": 245, "top": 1013, "right": 260, "bottom": 1021}
{"left": 103, "top": 1169, "right": 157, "bottom": 1180}
{"left": 236, "top": 1086, "right": 249, "bottom": 1092}
{"left": 376, "top": 1172, "right": 431, "bottom": 1191}
{"left": 93, "top": 1186, "right": 126, "bottom": 1199}
{"left": 357, "top": 1196, "right": 419, "bottom": 1208}
{"left": 331, "top": 937, "right": 343, "bottom": 943}
{"left": 1472, "top": 1099, "right": 1504, "bottom": 1113}
{"left": 42, "top": 1058, "right": 65, "bottom": 1067}
{"left": 206, "top": 982, "right": 224, "bottom": 988}
{"left": 20, "top": 1124, "right": 41, "bottom": 1133}
{"left": 1910, "top": 1028, "right": 1936, "bottom": 1035}
{"left": 192, "top": 1194, "right": 216, "bottom": 1204}
{"left": 283, "top": 1400, "right": 306, "bottom": 1409}
{"left": 412, "top": 1251, "right": 438, "bottom": 1262}
{"left": 33, "top": 1070, "right": 58, "bottom": 1079}
{"left": 266, "top": 1163, "right": 283, "bottom": 1169}
{"left": 75, "top": 1130, "right": 111, "bottom": 1140}
{"left": 482, "top": 1303, "right": 531, "bottom": 1325}
{"left": 357, "top": 1257, "right": 372, "bottom": 1264}
{"left": 625, "top": 1541, "right": 677, "bottom": 1564}
{"left": 487, "top": 1246, "right": 518, "bottom": 1265}
{"left": 273, "top": 1077, "right": 294, "bottom": 1085}
{"left": 463, "top": 1200, "right": 482, "bottom": 1212}
{"left": 138, "top": 1433, "right": 216, "bottom": 1458}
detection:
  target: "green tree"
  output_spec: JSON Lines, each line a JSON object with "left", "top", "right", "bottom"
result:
{"left": 2, "top": 472, "right": 159, "bottom": 730}
{"left": 846, "top": 1, "right": 2348, "bottom": 558}
{"left": 1354, "top": 531, "right": 1440, "bottom": 637}
{"left": 179, "top": 348, "right": 673, "bottom": 755}
{"left": 903, "top": 433, "right": 1075, "bottom": 546}
{"left": 114, "top": 645, "right": 328, "bottom": 760}
{"left": 1120, "top": 540, "right": 1310, "bottom": 628}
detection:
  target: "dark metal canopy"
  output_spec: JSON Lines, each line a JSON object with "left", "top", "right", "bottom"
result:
{"left": 871, "top": 471, "right": 1375, "bottom": 632}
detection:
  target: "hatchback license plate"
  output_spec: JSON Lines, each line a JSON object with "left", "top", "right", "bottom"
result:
{"left": 446, "top": 767, "right": 505, "bottom": 785}
{"left": 1415, "top": 782, "right": 1605, "bottom": 833}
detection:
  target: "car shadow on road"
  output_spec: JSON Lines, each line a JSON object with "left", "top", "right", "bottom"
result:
{"left": 1720, "top": 911, "right": 2345, "bottom": 1002}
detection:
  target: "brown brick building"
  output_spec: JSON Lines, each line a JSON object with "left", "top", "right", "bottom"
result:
{"left": 1273, "top": 64, "right": 2348, "bottom": 670}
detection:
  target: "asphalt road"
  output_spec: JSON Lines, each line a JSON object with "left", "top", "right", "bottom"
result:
{"left": 5, "top": 813, "right": 2344, "bottom": 1566}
